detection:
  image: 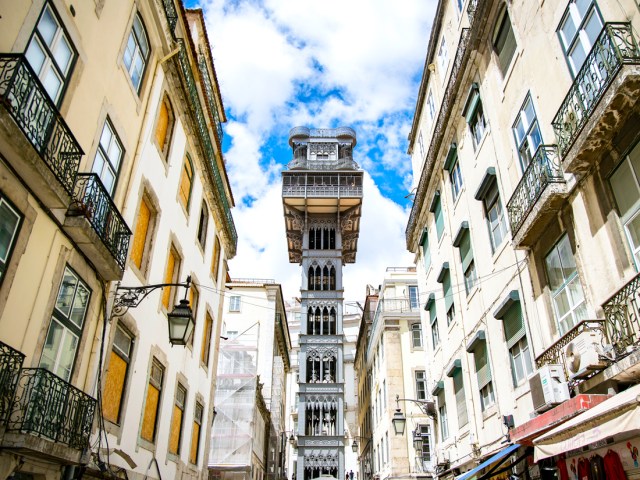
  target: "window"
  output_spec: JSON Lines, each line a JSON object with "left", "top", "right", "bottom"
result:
{"left": 480, "top": 383, "right": 495, "bottom": 410}
{"left": 418, "top": 131, "right": 425, "bottom": 159}
{"left": 610, "top": 142, "right": 640, "bottom": 269}
{"left": 229, "top": 295, "right": 241, "bottom": 312}
{"left": 431, "top": 193, "right": 445, "bottom": 241}
{"left": 437, "top": 391, "right": 449, "bottom": 440}
{"left": 190, "top": 402, "right": 204, "bottom": 464}
{"left": 447, "top": 151, "right": 463, "bottom": 201}
{"left": 513, "top": 94, "right": 543, "bottom": 171}
{"left": 500, "top": 302, "right": 533, "bottom": 386}
{"left": 438, "top": 267, "right": 455, "bottom": 325}
{"left": 155, "top": 96, "right": 175, "bottom": 155}
{"left": 455, "top": 227, "right": 477, "bottom": 295}
{"left": 493, "top": 8, "right": 517, "bottom": 75}
{"left": 411, "top": 323, "right": 423, "bottom": 348}
{"left": 453, "top": 0, "right": 464, "bottom": 15}
{"left": 463, "top": 85, "right": 487, "bottom": 150}
{"left": 438, "top": 36, "right": 449, "bottom": 73}
{"left": 211, "top": 236, "right": 221, "bottom": 282}
{"left": 179, "top": 156, "right": 194, "bottom": 210}
{"left": 426, "top": 92, "right": 436, "bottom": 125}
{"left": 0, "top": 195, "right": 23, "bottom": 285}
{"left": 92, "top": 118, "right": 124, "bottom": 195}
{"left": 39, "top": 266, "right": 90, "bottom": 381}
{"left": 418, "top": 425, "right": 431, "bottom": 466}
{"left": 201, "top": 311, "right": 213, "bottom": 366}
{"left": 141, "top": 358, "right": 164, "bottom": 443}
{"left": 123, "top": 13, "right": 150, "bottom": 92}
{"left": 452, "top": 369, "right": 468, "bottom": 427}
{"left": 197, "top": 203, "right": 208, "bottom": 249}
{"left": 420, "top": 229, "right": 431, "bottom": 272}
{"left": 162, "top": 245, "right": 181, "bottom": 309}
{"left": 130, "top": 195, "right": 155, "bottom": 271}
{"left": 472, "top": 342, "right": 494, "bottom": 411}
{"left": 558, "top": 0, "right": 603, "bottom": 77}
{"left": 186, "top": 284, "right": 199, "bottom": 348}
{"left": 25, "top": 3, "right": 76, "bottom": 104}
{"left": 415, "top": 370, "right": 427, "bottom": 400}
{"left": 409, "top": 285, "right": 419, "bottom": 310}
{"left": 428, "top": 300, "right": 439, "bottom": 348}
{"left": 103, "top": 324, "right": 133, "bottom": 424}
{"left": 169, "top": 383, "right": 186, "bottom": 454}
{"left": 480, "top": 178, "right": 508, "bottom": 252}
{"left": 545, "top": 234, "right": 587, "bottom": 334}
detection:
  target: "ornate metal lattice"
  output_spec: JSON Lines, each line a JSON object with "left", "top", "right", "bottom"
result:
{"left": 6, "top": 368, "right": 96, "bottom": 450}
{"left": 0, "top": 54, "right": 82, "bottom": 195}
{"left": 602, "top": 272, "right": 640, "bottom": 355}
{"left": 304, "top": 452, "right": 339, "bottom": 468}
{"left": 552, "top": 23, "right": 640, "bottom": 158}
{"left": 506, "top": 145, "right": 565, "bottom": 236}
{"left": 535, "top": 320, "right": 605, "bottom": 371}
{"left": 198, "top": 52, "right": 224, "bottom": 143}
{"left": 0, "top": 341, "right": 25, "bottom": 425}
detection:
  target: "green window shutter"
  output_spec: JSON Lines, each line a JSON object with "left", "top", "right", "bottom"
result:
{"left": 429, "top": 303, "right": 436, "bottom": 324}
{"left": 434, "top": 199, "right": 444, "bottom": 240}
{"left": 453, "top": 370, "right": 468, "bottom": 427}
{"left": 459, "top": 230, "right": 473, "bottom": 271}
{"left": 421, "top": 228, "right": 431, "bottom": 272}
{"left": 462, "top": 84, "right": 481, "bottom": 123}
{"left": 503, "top": 303, "right": 525, "bottom": 349}
{"left": 443, "top": 272, "right": 452, "bottom": 310}
{"left": 474, "top": 342, "right": 492, "bottom": 388}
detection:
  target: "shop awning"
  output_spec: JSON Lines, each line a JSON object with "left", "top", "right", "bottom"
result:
{"left": 534, "top": 383, "right": 640, "bottom": 461}
{"left": 456, "top": 443, "right": 520, "bottom": 480}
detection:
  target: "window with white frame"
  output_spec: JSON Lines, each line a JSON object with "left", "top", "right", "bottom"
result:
{"left": 411, "top": 323, "right": 423, "bottom": 348}
{"left": 557, "top": 0, "right": 603, "bottom": 77}
{"left": 427, "top": 91, "right": 436, "bottom": 125}
{"left": 427, "top": 299, "right": 439, "bottom": 348}
{"left": 493, "top": 8, "right": 517, "bottom": 75}
{"left": 512, "top": 94, "right": 543, "bottom": 172}
{"left": 437, "top": 391, "right": 448, "bottom": 440}
{"left": 498, "top": 300, "right": 533, "bottom": 386}
{"left": 123, "top": 13, "right": 150, "bottom": 92}
{"left": 418, "top": 424, "right": 431, "bottom": 466}
{"left": 415, "top": 370, "right": 427, "bottom": 400}
{"left": 92, "top": 117, "right": 124, "bottom": 196}
{"left": 445, "top": 144, "right": 463, "bottom": 202}
{"left": 438, "top": 36, "right": 449, "bottom": 73}
{"left": 544, "top": 234, "right": 588, "bottom": 334}
{"left": 229, "top": 295, "right": 241, "bottom": 312}
{"left": 409, "top": 285, "right": 419, "bottom": 310}
{"left": 431, "top": 193, "right": 445, "bottom": 241}
{"left": 418, "top": 131, "right": 425, "bottom": 159}
{"left": 421, "top": 229, "right": 431, "bottom": 273}
{"left": 39, "top": 266, "right": 91, "bottom": 381}
{"left": 455, "top": 226, "right": 477, "bottom": 295}
{"left": 470, "top": 340, "right": 494, "bottom": 411}
{"left": 609, "top": 141, "right": 640, "bottom": 270}
{"left": 480, "top": 178, "right": 508, "bottom": 253}
{"left": 25, "top": 2, "right": 76, "bottom": 104}
{"left": 463, "top": 85, "right": 487, "bottom": 150}
{"left": 0, "top": 195, "right": 23, "bottom": 286}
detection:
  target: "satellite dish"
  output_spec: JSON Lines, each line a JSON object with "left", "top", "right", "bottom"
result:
{"left": 566, "top": 341, "right": 581, "bottom": 373}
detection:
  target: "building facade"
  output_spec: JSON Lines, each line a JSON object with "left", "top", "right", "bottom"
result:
{"left": 0, "top": 1, "right": 236, "bottom": 479}
{"left": 281, "top": 126, "right": 363, "bottom": 480}
{"left": 209, "top": 279, "right": 291, "bottom": 480}
{"left": 406, "top": 0, "right": 640, "bottom": 478}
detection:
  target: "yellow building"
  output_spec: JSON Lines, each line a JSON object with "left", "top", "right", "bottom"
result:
{"left": 0, "top": 1, "right": 235, "bottom": 479}
{"left": 406, "top": 0, "right": 640, "bottom": 478}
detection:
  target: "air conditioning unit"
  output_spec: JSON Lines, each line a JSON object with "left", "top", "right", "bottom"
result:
{"left": 563, "top": 331, "right": 607, "bottom": 379}
{"left": 529, "top": 364, "right": 570, "bottom": 413}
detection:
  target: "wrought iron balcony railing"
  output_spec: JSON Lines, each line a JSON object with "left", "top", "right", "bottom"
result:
{"left": 286, "top": 157, "right": 359, "bottom": 171}
{"left": 552, "top": 23, "right": 640, "bottom": 158}
{"left": 69, "top": 173, "right": 131, "bottom": 270}
{"left": 0, "top": 341, "right": 25, "bottom": 425}
{"left": 602, "top": 272, "right": 640, "bottom": 356}
{"left": 161, "top": 0, "right": 178, "bottom": 37}
{"left": 535, "top": 320, "right": 605, "bottom": 369}
{"left": 506, "top": 145, "right": 565, "bottom": 236}
{"left": 0, "top": 54, "right": 83, "bottom": 195}
{"left": 198, "top": 53, "right": 224, "bottom": 144}
{"left": 6, "top": 368, "right": 96, "bottom": 450}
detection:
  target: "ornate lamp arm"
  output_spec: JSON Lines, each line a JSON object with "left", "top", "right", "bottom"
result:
{"left": 395, "top": 394, "right": 436, "bottom": 417}
{"left": 112, "top": 275, "right": 191, "bottom": 317}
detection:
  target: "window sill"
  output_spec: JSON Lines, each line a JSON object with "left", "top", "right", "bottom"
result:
{"left": 137, "top": 437, "right": 157, "bottom": 454}
{"left": 167, "top": 452, "right": 179, "bottom": 463}
{"left": 490, "top": 239, "right": 510, "bottom": 263}
{"left": 472, "top": 127, "right": 490, "bottom": 158}
{"left": 481, "top": 404, "right": 498, "bottom": 422}
{"left": 499, "top": 49, "right": 521, "bottom": 96}
{"left": 465, "top": 284, "right": 480, "bottom": 303}
{"left": 452, "top": 186, "right": 465, "bottom": 210}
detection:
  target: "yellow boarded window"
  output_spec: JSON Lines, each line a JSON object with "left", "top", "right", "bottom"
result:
{"left": 155, "top": 98, "right": 171, "bottom": 151}
{"left": 102, "top": 324, "right": 133, "bottom": 424}
{"left": 162, "top": 246, "right": 179, "bottom": 309}
{"left": 187, "top": 285, "right": 199, "bottom": 348}
{"left": 211, "top": 236, "right": 221, "bottom": 282}
{"left": 131, "top": 197, "right": 151, "bottom": 269}
{"left": 201, "top": 311, "right": 213, "bottom": 366}
{"left": 168, "top": 383, "right": 186, "bottom": 454}
{"left": 179, "top": 156, "right": 193, "bottom": 209}
{"left": 190, "top": 402, "right": 203, "bottom": 464}
{"left": 141, "top": 359, "right": 163, "bottom": 442}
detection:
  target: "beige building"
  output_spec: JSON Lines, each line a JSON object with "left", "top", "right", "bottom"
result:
{"left": 406, "top": 0, "right": 640, "bottom": 478}
{"left": 354, "top": 268, "right": 433, "bottom": 480}
{"left": 0, "top": 1, "right": 235, "bottom": 479}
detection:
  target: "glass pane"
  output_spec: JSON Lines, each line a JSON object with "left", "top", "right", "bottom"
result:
{"left": 70, "top": 282, "right": 89, "bottom": 328}
{"left": 124, "top": 34, "right": 135, "bottom": 69}
{"left": 569, "top": 41, "right": 587, "bottom": 74}
{"left": 55, "top": 270, "right": 78, "bottom": 317}
{"left": 114, "top": 325, "right": 132, "bottom": 358}
{"left": 626, "top": 213, "right": 640, "bottom": 266}
{"left": 566, "top": 274, "right": 586, "bottom": 308}
{"left": 108, "top": 140, "right": 122, "bottom": 168}
{"left": 629, "top": 143, "right": 640, "bottom": 177}
{"left": 100, "top": 123, "right": 113, "bottom": 150}
{"left": 57, "top": 330, "right": 78, "bottom": 380}
{"left": 557, "top": 235, "right": 577, "bottom": 280}
{"left": 611, "top": 161, "right": 639, "bottom": 216}
{"left": 25, "top": 40, "right": 46, "bottom": 75}
{"left": 575, "top": 0, "right": 592, "bottom": 21}
{"left": 0, "top": 202, "right": 20, "bottom": 262}
{"left": 38, "top": 7, "right": 57, "bottom": 46}
{"left": 560, "top": 15, "right": 577, "bottom": 50}
{"left": 522, "top": 341, "right": 533, "bottom": 374}
{"left": 553, "top": 288, "right": 571, "bottom": 319}
{"left": 529, "top": 122, "right": 542, "bottom": 154}
{"left": 103, "top": 168, "right": 115, "bottom": 194}
{"left": 93, "top": 151, "right": 106, "bottom": 177}
{"left": 53, "top": 36, "right": 73, "bottom": 75}
{"left": 513, "top": 350, "right": 524, "bottom": 382}
{"left": 42, "top": 68, "right": 62, "bottom": 102}
{"left": 583, "top": 11, "right": 603, "bottom": 46}
{"left": 40, "top": 320, "right": 64, "bottom": 373}
{"left": 545, "top": 247, "right": 564, "bottom": 290}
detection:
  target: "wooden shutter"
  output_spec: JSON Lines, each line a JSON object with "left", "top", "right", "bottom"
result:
{"left": 201, "top": 312, "right": 213, "bottom": 365}
{"left": 190, "top": 403, "right": 203, "bottom": 464}
{"left": 162, "top": 248, "right": 176, "bottom": 308}
{"left": 179, "top": 158, "right": 193, "bottom": 208}
{"left": 131, "top": 198, "right": 151, "bottom": 268}
{"left": 156, "top": 99, "right": 169, "bottom": 149}
{"left": 211, "top": 236, "right": 221, "bottom": 281}
{"left": 102, "top": 351, "right": 127, "bottom": 423}
{"left": 141, "top": 383, "right": 160, "bottom": 441}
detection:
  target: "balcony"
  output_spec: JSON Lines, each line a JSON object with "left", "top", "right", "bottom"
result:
{"left": 602, "top": 272, "right": 640, "bottom": 357}
{"left": 0, "top": 341, "right": 25, "bottom": 427}
{"left": 3, "top": 368, "right": 96, "bottom": 463}
{"left": 0, "top": 54, "right": 82, "bottom": 209}
{"left": 552, "top": 23, "right": 640, "bottom": 173}
{"left": 506, "top": 145, "right": 568, "bottom": 248}
{"left": 64, "top": 173, "right": 131, "bottom": 281}
{"left": 287, "top": 157, "right": 359, "bottom": 171}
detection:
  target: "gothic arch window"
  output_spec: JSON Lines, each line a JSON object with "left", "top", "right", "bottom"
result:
{"left": 322, "top": 266, "right": 329, "bottom": 290}
{"left": 329, "top": 265, "right": 336, "bottom": 290}
{"left": 308, "top": 266, "right": 315, "bottom": 290}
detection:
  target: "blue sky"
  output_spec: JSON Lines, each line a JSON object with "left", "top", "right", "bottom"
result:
{"left": 189, "top": 0, "right": 436, "bottom": 304}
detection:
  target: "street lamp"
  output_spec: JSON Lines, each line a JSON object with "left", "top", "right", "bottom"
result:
{"left": 350, "top": 435, "right": 370, "bottom": 453}
{"left": 392, "top": 394, "right": 435, "bottom": 435}
{"left": 112, "top": 275, "right": 194, "bottom": 346}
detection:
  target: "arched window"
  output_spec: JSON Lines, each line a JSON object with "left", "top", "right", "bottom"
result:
{"left": 330, "top": 307, "right": 336, "bottom": 334}
{"left": 329, "top": 266, "right": 336, "bottom": 290}
{"left": 322, "top": 307, "right": 329, "bottom": 334}
{"left": 309, "top": 228, "right": 316, "bottom": 249}
{"left": 329, "top": 229, "right": 335, "bottom": 249}
{"left": 308, "top": 266, "right": 315, "bottom": 290}
{"left": 155, "top": 96, "right": 175, "bottom": 156}
{"left": 314, "top": 266, "right": 321, "bottom": 290}
{"left": 178, "top": 155, "right": 194, "bottom": 210}
{"left": 323, "top": 228, "right": 329, "bottom": 249}
{"left": 322, "top": 266, "right": 329, "bottom": 290}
